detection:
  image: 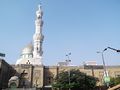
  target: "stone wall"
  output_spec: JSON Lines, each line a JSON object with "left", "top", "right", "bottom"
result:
{"left": 0, "top": 59, "right": 16, "bottom": 89}
{"left": 10, "top": 64, "right": 120, "bottom": 89}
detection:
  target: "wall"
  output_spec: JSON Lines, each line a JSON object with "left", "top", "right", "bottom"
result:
{"left": 0, "top": 59, "right": 16, "bottom": 89}
{"left": 11, "top": 64, "right": 120, "bottom": 89}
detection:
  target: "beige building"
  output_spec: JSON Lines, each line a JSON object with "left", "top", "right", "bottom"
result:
{"left": 1, "top": 58, "right": 120, "bottom": 89}
{"left": 10, "top": 64, "right": 120, "bottom": 89}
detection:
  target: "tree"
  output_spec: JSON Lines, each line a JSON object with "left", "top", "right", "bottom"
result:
{"left": 109, "top": 76, "right": 120, "bottom": 87}
{"left": 52, "top": 69, "right": 98, "bottom": 90}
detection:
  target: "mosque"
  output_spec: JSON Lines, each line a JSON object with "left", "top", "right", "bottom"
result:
{"left": 1, "top": 4, "right": 120, "bottom": 90}
{"left": 16, "top": 4, "right": 44, "bottom": 66}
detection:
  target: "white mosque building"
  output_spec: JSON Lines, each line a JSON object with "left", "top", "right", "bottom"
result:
{"left": 16, "top": 5, "right": 44, "bottom": 65}
{"left": 2, "top": 4, "right": 120, "bottom": 89}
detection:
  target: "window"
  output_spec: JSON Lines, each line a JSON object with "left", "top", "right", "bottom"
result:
{"left": 47, "top": 77, "right": 53, "bottom": 85}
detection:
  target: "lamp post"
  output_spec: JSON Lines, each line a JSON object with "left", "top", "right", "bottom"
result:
{"left": 66, "top": 53, "right": 71, "bottom": 90}
{"left": 97, "top": 48, "right": 110, "bottom": 87}
{"left": 108, "top": 47, "right": 120, "bottom": 52}
{"left": 98, "top": 48, "right": 107, "bottom": 75}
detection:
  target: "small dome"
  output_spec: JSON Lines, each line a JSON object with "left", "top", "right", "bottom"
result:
{"left": 9, "top": 76, "right": 19, "bottom": 81}
{"left": 22, "top": 43, "right": 33, "bottom": 54}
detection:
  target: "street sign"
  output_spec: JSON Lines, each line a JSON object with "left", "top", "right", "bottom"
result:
{"left": 104, "top": 76, "right": 110, "bottom": 83}
{"left": 0, "top": 53, "right": 5, "bottom": 57}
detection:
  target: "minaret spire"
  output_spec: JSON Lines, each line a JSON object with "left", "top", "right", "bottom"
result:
{"left": 38, "top": 4, "right": 41, "bottom": 11}
{"left": 33, "top": 4, "right": 44, "bottom": 65}
{"left": 16, "top": 4, "right": 44, "bottom": 65}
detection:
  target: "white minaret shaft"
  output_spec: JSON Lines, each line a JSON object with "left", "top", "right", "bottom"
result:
{"left": 33, "top": 4, "right": 44, "bottom": 65}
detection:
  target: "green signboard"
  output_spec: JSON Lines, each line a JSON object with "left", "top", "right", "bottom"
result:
{"left": 104, "top": 76, "right": 110, "bottom": 83}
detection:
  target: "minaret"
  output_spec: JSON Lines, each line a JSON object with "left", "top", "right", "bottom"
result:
{"left": 33, "top": 4, "right": 44, "bottom": 65}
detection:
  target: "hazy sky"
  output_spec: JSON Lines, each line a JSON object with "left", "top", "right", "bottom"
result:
{"left": 0, "top": 0, "right": 120, "bottom": 66}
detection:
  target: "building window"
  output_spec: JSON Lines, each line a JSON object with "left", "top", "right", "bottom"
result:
{"left": 47, "top": 77, "right": 53, "bottom": 85}
{"left": 26, "top": 60, "right": 30, "bottom": 64}
{"left": 29, "top": 54, "right": 33, "bottom": 58}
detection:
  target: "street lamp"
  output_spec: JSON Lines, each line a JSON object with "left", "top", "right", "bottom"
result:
{"left": 97, "top": 48, "right": 110, "bottom": 87}
{"left": 65, "top": 53, "right": 71, "bottom": 90}
{"left": 108, "top": 47, "right": 120, "bottom": 52}
{"left": 97, "top": 48, "right": 107, "bottom": 76}
{"left": 66, "top": 53, "right": 71, "bottom": 61}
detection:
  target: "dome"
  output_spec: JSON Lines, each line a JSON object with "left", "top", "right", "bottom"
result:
{"left": 9, "top": 76, "right": 19, "bottom": 81}
{"left": 22, "top": 43, "right": 33, "bottom": 54}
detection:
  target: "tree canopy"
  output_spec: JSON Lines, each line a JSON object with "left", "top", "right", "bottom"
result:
{"left": 109, "top": 76, "right": 120, "bottom": 87}
{"left": 52, "top": 69, "right": 98, "bottom": 90}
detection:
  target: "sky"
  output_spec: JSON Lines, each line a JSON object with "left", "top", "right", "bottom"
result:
{"left": 0, "top": 0, "right": 120, "bottom": 66}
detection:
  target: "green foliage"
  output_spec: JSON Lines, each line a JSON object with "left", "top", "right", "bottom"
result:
{"left": 52, "top": 69, "right": 98, "bottom": 89}
{"left": 109, "top": 76, "right": 120, "bottom": 86}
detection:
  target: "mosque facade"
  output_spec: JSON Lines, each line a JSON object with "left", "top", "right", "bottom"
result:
{"left": 1, "top": 4, "right": 120, "bottom": 90}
